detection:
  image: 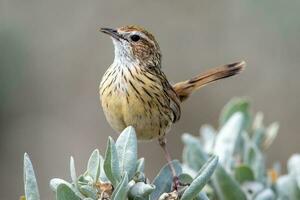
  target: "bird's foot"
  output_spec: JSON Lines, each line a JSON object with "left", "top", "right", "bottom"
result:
{"left": 172, "top": 176, "right": 190, "bottom": 191}
{"left": 172, "top": 176, "right": 180, "bottom": 191}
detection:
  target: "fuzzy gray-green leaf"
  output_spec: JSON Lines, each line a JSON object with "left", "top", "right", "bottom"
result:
{"left": 200, "top": 124, "right": 216, "bottom": 153}
{"left": 151, "top": 160, "right": 182, "bottom": 200}
{"left": 263, "top": 122, "right": 279, "bottom": 149}
{"left": 99, "top": 155, "right": 108, "bottom": 182}
{"left": 24, "top": 153, "right": 40, "bottom": 200}
{"left": 56, "top": 183, "right": 81, "bottom": 200}
{"left": 79, "top": 185, "right": 98, "bottom": 199}
{"left": 128, "top": 182, "right": 155, "bottom": 199}
{"left": 287, "top": 154, "right": 300, "bottom": 188}
{"left": 195, "top": 192, "right": 210, "bottom": 200}
{"left": 70, "top": 156, "right": 77, "bottom": 184}
{"left": 116, "top": 126, "right": 138, "bottom": 180}
{"left": 234, "top": 165, "right": 255, "bottom": 183}
{"left": 252, "top": 127, "right": 265, "bottom": 149}
{"left": 181, "top": 156, "right": 218, "bottom": 200}
{"left": 242, "top": 182, "right": 264, "bottom": 199}
{"left": 277, "top": 174, "right": 300, "bottom": 200}
{"left": 182, "top": 134, "right": 208, "bottom": 171}
{"left": 214, "top": 112, "right": 244, "bottom": 170}
{"left": 87, "top": 149, "right": 101, "bottom": 183}
{"left": 49, "top": 178, "right": 71, "bottom": 192}
{"left": 111, "top": 172, "right": 129, "bottom": 200}
{"left": 212, "top": 165, "right": 247, "bottom": 200}
{"left": 244, "top": 143, "right": 266, "bottom": 182}
{"left": 255, "top": 188, "right": 275, "bottom": 200}
{"left": 136, "top": 157, "right": 145, "bottom": 173}
{"left": 104, "top": 137, "right": 121, "bottom": 187}
{"left": 219, "top": 97, "right": 250, "bottom": 127}
{"left": 178, "top": 173, "right": 193, "bottom": 185}
{"left": 133, "top": 172, "right": 146, "bottom": 183}
{"left": 253, "top": 112, "right": 264, "bottom": 130}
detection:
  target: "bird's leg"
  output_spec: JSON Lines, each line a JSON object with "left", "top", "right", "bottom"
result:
{"left": 158, "top": 137, "right": 179, "bottom": 191}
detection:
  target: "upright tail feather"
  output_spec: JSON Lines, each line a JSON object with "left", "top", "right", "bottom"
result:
{"left": 173, "top": 61, "right": 246, "bottom": 102}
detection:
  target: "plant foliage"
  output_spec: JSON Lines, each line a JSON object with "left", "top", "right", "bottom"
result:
{"left": 21, "top": 98, "right": 300, "bottom": 200}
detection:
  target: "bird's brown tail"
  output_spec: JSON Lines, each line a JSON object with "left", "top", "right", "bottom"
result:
{"left": 173, "top": 61, "right": 246, "bottom": 102}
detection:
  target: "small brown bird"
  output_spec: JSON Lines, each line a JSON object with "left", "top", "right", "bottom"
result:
{"left": 99, "top": 25, "right": 245, "bottom": 189}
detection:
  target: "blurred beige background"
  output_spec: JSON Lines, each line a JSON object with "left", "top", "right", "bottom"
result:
{"left": 1, "top": 0, "right": 300, "bottom": 199}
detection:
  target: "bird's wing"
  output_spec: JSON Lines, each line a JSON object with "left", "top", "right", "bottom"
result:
{"left": 173, "top": 61, "right": 246, "bottom": 102}
{"left": 155, "top": 68, "right": 181, "bottom": 123}
{"left": 167, "top": 86, "right": 181, "bottom": 122}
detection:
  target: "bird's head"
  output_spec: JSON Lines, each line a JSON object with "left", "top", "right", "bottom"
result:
{"left": 100, "top": 25, "right": 161, "bottom": 67}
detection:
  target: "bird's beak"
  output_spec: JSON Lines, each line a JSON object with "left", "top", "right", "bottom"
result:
{"left": 100, "top": 27, "right": 122, "bottom": 40}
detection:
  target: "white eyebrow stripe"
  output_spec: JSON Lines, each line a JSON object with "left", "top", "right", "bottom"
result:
{"left": 131, "top": 31, "right": 155, "bottom": 45}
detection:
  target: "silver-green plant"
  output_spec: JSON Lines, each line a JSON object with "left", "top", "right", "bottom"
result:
{"left": 181, "top": 98, "right": 300, "bottom": 200}
{"left": 22, "top": 126, "right": 217, "bottom": 200}
{"left": 21, "top": 98, "right": 300, "bottom": 200}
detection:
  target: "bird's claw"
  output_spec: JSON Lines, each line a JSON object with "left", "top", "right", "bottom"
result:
{"left": 172, "top": 176, "right": 180, "bottom": 191}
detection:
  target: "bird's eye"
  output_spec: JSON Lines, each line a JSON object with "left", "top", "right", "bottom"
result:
{"left": 130, "top": 34, "right": 140, "bottom": 42}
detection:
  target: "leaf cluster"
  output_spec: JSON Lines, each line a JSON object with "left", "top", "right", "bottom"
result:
{"left": 21, "top": 98, "right": 300, "bottom": 200}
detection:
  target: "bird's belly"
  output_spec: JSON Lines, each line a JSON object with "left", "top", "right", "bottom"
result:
{"left": 123, "top": 96, "right": 162, "bottom": 140}
{"left": 101, "top": 92, "right": 127, "bottom": 134}
{"left": 101, "top": 91, "right": 170, "bottom": 140}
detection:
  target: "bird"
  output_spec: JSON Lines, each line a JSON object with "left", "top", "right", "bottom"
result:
{"left": 99, "top": 25, "right": 245, "bottom": 190}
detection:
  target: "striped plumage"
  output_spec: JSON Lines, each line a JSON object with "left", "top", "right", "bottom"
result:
{"left": 99, "top": 25, "right": 245, "bottom": 140}
{"left": 100, "top": 51, "right": 180, "bottom": 140}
